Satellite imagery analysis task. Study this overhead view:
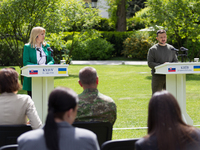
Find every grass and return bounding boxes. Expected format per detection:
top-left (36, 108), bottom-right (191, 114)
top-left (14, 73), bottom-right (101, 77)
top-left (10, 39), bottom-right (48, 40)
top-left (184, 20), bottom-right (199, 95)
top-left (1, 65), bottom-right (200, 140)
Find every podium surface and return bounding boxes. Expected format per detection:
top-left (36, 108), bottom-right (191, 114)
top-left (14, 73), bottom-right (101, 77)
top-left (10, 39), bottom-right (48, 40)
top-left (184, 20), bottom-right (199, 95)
top-left (155, 62), bottom-right (200, 125)
top-left (21, 65), bottom-right (69, 123)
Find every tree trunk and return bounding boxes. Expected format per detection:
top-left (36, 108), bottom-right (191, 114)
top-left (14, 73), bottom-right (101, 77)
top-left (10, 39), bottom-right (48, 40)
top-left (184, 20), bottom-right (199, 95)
top-left (116, 0), bottom-right (127, 31)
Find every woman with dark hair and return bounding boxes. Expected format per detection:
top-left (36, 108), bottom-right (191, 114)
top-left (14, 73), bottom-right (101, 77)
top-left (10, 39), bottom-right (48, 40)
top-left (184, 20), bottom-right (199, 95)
top-left (18, 87), bottom-right (100, 150)
top-left (135, 90), bottom-right (200, 150)
top-left (0, 68), bottom-right (42, 129)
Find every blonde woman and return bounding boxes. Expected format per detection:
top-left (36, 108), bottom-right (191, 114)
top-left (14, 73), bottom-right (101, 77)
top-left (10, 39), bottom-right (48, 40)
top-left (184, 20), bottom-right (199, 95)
top-left (23, 27), bottom-right (54, 97)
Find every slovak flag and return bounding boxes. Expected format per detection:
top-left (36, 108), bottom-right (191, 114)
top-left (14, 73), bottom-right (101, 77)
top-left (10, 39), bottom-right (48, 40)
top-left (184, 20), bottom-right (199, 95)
top-left (29, 70), bottom-right (38, 75)
top-left (168, 68), bottom-right (176, 72)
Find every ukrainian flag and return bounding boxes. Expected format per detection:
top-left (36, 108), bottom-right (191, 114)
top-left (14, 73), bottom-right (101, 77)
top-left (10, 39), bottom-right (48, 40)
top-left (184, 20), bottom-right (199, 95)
top-left (58, 68), bottom-right (67, 74)
top-left (193, 66), bottom-right (200, 71)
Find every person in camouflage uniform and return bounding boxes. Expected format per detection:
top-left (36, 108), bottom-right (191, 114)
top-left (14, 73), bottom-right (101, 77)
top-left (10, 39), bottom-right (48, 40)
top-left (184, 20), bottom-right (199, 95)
top-left (75, 67), bottom-right (117, 125)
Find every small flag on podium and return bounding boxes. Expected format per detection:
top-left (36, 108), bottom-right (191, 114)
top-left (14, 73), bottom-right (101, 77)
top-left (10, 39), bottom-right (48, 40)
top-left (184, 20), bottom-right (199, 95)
top-left (29, 70), bottom-right (38, 75)
top-left (58, 68), bottom-right (67, 74)
top-left (168, 68), bottom-right (176, 72)
top-left (193, 66), bottom-right (200, 71)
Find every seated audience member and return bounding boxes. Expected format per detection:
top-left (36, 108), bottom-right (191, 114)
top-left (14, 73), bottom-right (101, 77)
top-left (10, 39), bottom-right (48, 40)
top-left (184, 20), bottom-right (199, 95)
top-left (18, 87), bottom-right (100, 150)
top-left (135, 90), bottom-right (200, 150)
top-left (0, 68), bottom-right (42, 129)
top-left (75, 66), bottom-right (117, 125)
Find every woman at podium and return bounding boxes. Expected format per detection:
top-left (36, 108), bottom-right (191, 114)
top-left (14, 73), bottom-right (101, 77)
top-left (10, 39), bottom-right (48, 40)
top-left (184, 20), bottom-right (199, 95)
top-left (23, 27), bottom-right (54, 97)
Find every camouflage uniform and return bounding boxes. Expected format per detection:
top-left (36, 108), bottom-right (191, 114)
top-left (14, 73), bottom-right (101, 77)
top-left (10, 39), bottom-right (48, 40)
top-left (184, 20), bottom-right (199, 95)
top-left (75, 88), bottom-right (117, 125)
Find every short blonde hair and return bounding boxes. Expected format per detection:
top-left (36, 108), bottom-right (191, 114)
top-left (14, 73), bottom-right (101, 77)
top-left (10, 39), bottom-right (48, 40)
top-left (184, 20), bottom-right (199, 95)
top-left (29, 26), bottom-right (46, 48)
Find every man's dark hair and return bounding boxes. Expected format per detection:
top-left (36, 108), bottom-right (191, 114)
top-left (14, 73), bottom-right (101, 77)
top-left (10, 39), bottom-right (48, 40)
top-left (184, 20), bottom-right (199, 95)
top-left (156, 29), bottom-right (166, 36)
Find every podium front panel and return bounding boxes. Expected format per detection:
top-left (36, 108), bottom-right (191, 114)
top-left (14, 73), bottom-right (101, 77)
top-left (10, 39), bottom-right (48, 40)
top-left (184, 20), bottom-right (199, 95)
top-left (21, 65), bottom-right (69, 77)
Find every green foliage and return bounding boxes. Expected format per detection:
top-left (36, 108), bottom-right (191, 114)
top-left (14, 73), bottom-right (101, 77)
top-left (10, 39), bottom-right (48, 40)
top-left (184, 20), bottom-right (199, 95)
top-left (71, 31), bottom-right (114, 60)
top-left (126, 0), bottom-right (147, 18)
top-left (59, 0), bottom-right (101, 63)
top-left (122, 31), bottom-right (155, 60)
top-left (183, 40), bottom-right (200, 59)
top-left (0, 0), bottom-right (101, 65)
top-left (94, 18), bottom-right (115, 31)
top-left (101, 31), bottom-right (134, 56)
top-left (0, 39), bottom-right (24, 66)
top-left (107, 0), bottom-right (119, 29)
top-left (126, 7), bottom-right (149, 31)
top-left (107, 0), bottom-right (147, 29)
top-left (45, 32), bottom-right (69, 64)
top-left (126, 17), bottom-right (145, 31)
top-left (146, 0), bottom-right (200, 59)
top-left (63, 0), bottom-right (101, 31)
top-left (0, 0), bottom-right (61, 67)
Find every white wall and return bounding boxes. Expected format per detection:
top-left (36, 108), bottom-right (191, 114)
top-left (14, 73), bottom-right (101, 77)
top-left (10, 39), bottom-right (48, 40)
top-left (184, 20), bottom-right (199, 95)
top-left (97, 0), bottom-right (109, 18)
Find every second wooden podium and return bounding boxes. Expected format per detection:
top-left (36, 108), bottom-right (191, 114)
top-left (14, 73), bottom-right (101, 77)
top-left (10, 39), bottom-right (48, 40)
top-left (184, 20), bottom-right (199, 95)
top-left (21, 65), bottom-right (69, 123)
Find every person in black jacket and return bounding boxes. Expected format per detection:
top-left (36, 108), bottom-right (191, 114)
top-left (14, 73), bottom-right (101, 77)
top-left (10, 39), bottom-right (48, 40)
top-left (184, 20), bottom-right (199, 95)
top-left (135, 90), bottom-right (200, 150)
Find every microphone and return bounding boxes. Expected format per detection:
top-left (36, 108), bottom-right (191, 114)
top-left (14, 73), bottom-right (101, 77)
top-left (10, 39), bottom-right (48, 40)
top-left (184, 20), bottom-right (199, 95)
top-left (171, 47), bottom-right (179, 51)
top-left (47, 47), bottom-right (53, 52)
top-left (36, 48), bottom-right (42, 57)
top-left (180, 47), bottom-right (188, 51)
top-left (47, 47), bottom-right (54, 57)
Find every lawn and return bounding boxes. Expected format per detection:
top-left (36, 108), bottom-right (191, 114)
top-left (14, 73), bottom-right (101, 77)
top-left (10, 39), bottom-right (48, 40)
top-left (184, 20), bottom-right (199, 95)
top-left (1, 65), bottom-right (200, 140)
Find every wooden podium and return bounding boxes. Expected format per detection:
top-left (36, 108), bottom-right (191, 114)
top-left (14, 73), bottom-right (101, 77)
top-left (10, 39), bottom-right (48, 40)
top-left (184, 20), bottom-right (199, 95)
top-left (155, 62), bottom-right (200, 125)
top-left (21, 65), bottom-right (69, 123)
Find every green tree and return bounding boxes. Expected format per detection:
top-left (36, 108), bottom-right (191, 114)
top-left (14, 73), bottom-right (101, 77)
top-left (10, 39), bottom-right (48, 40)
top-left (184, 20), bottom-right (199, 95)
top-left (108, 0), bottom-right (146, 31)
top-left (107, 0), bottom-right (127, 31)
top-left (127, 0), bottom-right (147, 18)
top-left (146, 0), bottom-right (200, 58)
top-left (0, 0), bottom-right (101, 67)
top-left (0, 0), bottom-right (61, 67)
top-left (47, 0), bottom-right (101, 64)
top-left (116, 0), bottom-right (127, 31)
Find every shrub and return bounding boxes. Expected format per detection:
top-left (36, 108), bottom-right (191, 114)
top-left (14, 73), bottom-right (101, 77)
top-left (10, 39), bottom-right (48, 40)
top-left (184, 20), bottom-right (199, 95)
top-left (69, 30), bottom-right (114, 60)
top-left (126, 17), bottom-right (145, 31)
top-left (0, 41), bottom-right (23, 66)
top-left (72, 37), bottom-right (114, 60)
top-left (101, 31), bottom-right (134, 57)
top-left (183, 40), bottom-right (200, 60)
top-left (122, 32), bottom-right (155, 60)
top-left (94, 18), bottom-right (115, 31)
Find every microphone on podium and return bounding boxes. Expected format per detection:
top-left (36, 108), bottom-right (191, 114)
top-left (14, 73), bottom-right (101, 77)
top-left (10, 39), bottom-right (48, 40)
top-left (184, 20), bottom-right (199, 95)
top-left (47, 47), bottom-right (54, 57)
top-left (180, 47), bottom-right (188, 51)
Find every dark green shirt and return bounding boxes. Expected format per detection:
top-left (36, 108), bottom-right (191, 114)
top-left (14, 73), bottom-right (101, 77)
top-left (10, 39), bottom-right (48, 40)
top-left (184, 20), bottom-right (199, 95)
top-left (147, 43), bottom-right (178, 74)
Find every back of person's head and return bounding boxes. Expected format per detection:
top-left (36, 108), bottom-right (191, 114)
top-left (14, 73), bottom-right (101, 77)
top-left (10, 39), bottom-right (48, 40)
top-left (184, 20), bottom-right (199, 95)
top-left (29, 26), bottom-right (46, 48)
top-left (147, 90), bottom-right (195, 150)
top-left (148, 90), bottom-right (184, 132)
top-left (79, 66), bottom-right (97, 85)
top-left (0, 68), bottom-right (21, 93)
top-left (44, 87), bottom-right (79, 150)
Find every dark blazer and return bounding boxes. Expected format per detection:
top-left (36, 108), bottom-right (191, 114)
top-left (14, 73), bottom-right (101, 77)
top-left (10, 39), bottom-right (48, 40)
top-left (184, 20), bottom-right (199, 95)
top-left (135, 129), bottom-right (200, 150)
top-left (17, 121), bottom-right (100, 150)
top-left (22, 43), bottom-right (54, 91)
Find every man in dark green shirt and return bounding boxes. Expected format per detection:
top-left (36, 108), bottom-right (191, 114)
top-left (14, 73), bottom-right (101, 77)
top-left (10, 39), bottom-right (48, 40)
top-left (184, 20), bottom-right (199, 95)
top-left (147, 29), bottom-right (178, 94)
top-left (75, 67), bottom-right (117, 125)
